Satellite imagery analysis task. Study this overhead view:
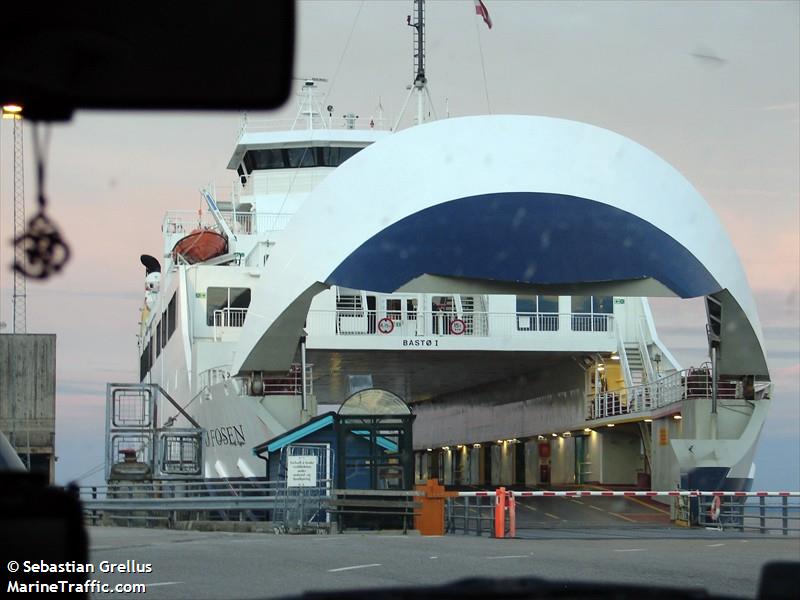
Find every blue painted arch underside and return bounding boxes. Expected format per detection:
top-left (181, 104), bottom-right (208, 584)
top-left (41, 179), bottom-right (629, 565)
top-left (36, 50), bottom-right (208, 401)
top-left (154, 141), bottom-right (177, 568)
top-left (326, 192), bottom-right (721, 298)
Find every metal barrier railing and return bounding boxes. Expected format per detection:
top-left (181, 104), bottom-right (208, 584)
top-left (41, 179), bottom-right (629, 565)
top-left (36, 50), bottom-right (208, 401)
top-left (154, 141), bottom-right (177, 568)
top-left (445, 493), bottom-right (497, 536)
top-left (588, 367), bottom-right (747, 421)
top-left (306, 310), bottom-right (615, 338)
top-left (79, 480), bottom-right (332, 531)
top-left (445, 490), bottom-right (800, 538)
top-left (697, 494), bottom-right (800, 535)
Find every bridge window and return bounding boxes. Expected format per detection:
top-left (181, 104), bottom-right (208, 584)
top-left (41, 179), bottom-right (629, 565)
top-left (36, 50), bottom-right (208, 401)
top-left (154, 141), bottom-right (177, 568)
top-left (242, 146), bottom-right (363, 172)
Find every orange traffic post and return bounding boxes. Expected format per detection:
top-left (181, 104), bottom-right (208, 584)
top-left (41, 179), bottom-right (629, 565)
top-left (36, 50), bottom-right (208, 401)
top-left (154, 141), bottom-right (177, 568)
top-left (494, 487), bottom-right (506, 538)
top-left (507, 491), bottom-right (516, 538)
top-left (415, 478), bottom-right (457, 536)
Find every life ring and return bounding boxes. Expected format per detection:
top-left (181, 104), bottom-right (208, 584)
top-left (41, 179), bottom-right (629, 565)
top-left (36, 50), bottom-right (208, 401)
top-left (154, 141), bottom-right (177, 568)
top-left (708, 495), bottom-right (721, 521)
top-left (377, 317), bottom-right (395, 334)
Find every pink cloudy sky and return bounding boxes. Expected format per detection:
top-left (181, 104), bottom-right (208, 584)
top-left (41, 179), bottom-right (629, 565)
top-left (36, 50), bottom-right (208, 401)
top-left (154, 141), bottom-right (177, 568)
top-left (0, 1), bottom-right (797, 488)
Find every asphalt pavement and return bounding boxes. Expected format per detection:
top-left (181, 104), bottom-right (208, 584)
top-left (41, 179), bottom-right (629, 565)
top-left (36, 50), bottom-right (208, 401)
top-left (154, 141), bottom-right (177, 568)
top-left (86, 525), bottom-right (800, 599)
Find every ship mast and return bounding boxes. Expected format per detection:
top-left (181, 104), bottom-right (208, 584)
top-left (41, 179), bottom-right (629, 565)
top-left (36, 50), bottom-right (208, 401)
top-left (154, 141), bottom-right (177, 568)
top-left (394, 0), bottom-right (437, 130)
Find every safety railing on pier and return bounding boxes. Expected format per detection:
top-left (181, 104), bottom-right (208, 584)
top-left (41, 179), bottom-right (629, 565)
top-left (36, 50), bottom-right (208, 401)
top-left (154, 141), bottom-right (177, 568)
top-left (79, 479), bottom-right (331, 531)
top-left (306, 310), bottom-right (615, 338)
top-left (445, 490), bottom-right (800, 538)
top-left (588, 367), bottom-right (746, 420)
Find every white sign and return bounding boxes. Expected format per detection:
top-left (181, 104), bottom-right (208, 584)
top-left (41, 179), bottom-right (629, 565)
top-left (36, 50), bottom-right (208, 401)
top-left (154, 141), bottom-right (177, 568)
top-left (287, 455), bottom-right (318, 487)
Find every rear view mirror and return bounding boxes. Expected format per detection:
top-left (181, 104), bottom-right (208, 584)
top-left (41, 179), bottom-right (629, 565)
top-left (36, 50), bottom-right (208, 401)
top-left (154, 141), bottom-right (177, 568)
top-left (0, 0), bottom-right (294, 121)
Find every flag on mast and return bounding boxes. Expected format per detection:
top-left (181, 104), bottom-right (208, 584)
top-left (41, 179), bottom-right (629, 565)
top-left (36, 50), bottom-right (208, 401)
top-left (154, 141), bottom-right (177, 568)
top-left (474, 0), bottom-right (492, 29)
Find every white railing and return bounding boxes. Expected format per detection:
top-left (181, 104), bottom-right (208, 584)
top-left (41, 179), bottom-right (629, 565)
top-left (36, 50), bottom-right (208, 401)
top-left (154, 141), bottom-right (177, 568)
top-left (197, 363), bottom-right (313, 397)
top-left (162, 210), bottom-right (292, 237)
top-left (241, 170), bottom-right (330, 196)
top-left (588, 367), bottom-right (743, 420)
top-left (259, 364), bottom-right (314, 397)
top-left (213, 308), bottom-right (248, 341)
top-left (239, 117), bottom-right (389, 136)
top-left (306, 310), bottom-right (615, 338)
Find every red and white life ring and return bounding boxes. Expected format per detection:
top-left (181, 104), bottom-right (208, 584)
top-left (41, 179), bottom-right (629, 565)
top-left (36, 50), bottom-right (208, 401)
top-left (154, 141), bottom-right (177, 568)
top-left (708, 495), bottom-right (721, 521)
top-left (377, 317), bottom-right (395, 334)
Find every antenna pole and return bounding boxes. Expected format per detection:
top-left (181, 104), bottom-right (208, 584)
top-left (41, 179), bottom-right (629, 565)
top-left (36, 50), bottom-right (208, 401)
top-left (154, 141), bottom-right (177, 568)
top-left (396, 0), bottom-right (431, 129)
top-left (414, 0), bottom-right (426, 125)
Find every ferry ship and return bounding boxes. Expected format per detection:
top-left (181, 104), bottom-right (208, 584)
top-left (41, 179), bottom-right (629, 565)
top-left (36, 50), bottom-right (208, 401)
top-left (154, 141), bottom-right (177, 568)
top-left (108, 0), bottom-right (771, 494)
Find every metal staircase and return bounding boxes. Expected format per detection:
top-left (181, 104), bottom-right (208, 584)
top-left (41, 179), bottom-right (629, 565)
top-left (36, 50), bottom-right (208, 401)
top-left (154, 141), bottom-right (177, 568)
top-left (623, 342), bottom-right (647, 387)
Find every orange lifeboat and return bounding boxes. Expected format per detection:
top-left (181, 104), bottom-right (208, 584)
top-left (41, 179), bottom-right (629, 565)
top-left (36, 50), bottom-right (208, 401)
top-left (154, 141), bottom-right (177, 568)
top-left (171, 229), bottom-right (227, 264)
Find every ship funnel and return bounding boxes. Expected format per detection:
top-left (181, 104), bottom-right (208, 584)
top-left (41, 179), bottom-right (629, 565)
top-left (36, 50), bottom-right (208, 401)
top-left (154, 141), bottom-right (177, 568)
top-left (140, 254), bottom-right (161, 275)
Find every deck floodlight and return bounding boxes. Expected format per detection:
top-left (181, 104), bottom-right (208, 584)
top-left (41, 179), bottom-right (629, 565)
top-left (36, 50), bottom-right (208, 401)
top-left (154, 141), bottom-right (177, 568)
top-left (2, 104), bottom-right (23, 114)
top-left (583, 427), bottom-right (592, 433)
top-left (551, 433), bottom-right (558, 437)
top-left (610, 353), bottom-right (620, 361)
top-left (537, 435), bottom-right (545, 440)
top-left (673, 414), bottom-right (683, 420)
top-left (644, 418), bottom-right (653, 423)
top-left (473, 443), bottom-right (481, 448)
top-left (607, 423), bottom-right (615, 428)
top-left (563, 431), bottom-right (571, 437)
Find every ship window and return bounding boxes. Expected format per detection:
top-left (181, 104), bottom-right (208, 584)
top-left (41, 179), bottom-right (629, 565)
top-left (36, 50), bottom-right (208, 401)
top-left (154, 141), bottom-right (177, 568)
top-left (155, 321), bottom-right (162, 358)
top-left (593, 296), bottom-right (613, 314)
top-left (286, 147), bottom-right (316, 168)
top-left (207, 287), bottom-right (252, 326)
top-left (571, 296), bottom-right (592, 313)
top-left (571, 296), bottom-right (613, 332)
top-left (241, 146), bottom-right (364, 171)
top-left (161, 310), bottom-right (168, 349)
top-left (386, 298), bottom-right (402, 320)
top-left (516, 295), bottom-right (560, 331)
top-left (167, 294), bottom-right (177, 340)
top-left (516, 296), bottom-right (536, 314)
top-left (406, 299), bottom-right (417, 321)
top-left (141, 338), bottom-right (152, 381)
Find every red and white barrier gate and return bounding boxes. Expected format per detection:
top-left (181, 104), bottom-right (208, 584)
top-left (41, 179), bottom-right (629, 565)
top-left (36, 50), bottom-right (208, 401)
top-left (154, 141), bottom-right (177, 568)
top-left (456, 490), bottom-right (800, 539)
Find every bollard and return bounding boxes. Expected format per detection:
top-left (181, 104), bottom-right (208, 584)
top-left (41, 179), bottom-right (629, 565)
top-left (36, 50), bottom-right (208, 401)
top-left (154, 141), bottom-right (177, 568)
top-left (507, 491), bottom-right (516, 538)
top-left (494, 487), bottom-right (506, 538)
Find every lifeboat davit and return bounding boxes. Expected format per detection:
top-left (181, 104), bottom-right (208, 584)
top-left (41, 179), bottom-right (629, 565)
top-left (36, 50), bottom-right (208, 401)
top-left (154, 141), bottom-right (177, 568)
top-left (171, 229), bottom-right (227, 264)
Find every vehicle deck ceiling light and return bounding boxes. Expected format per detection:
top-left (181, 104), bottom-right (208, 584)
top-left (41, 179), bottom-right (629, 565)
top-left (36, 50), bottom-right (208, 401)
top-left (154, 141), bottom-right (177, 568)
top-left (426, 448), bottom-right (432, 452)
top-left (551, 433), bottom-right (558, 437)
top-left (673, 414), bottom-right (683, 420)
top-left (496, 440), bottom-right (504, 444)
top-left (563, 431), bottom-right (571, 437)
top-left (610, 353), bottom-right (620, 360)
top-left (607, 423), bottom-right (615, 427)
top-left (473, 443), bottom-right (481, 448)
top-left (457, 444), bottom-right (464, 449)
top-left (537, 435), bottom-right (545, 440)
top-left (597, 365), bottom-right (605, 372)
top-left (644, 418), bottom-right (653, 423)
top-left (2, 104), bottom-right (23, 114)
top-left (583, 428), bottom-right (592, 433)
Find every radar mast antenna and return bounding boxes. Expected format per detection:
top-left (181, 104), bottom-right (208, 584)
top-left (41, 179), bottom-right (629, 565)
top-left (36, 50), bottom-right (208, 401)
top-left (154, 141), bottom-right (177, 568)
top-left (394, 0), bottom-right (437, 130)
